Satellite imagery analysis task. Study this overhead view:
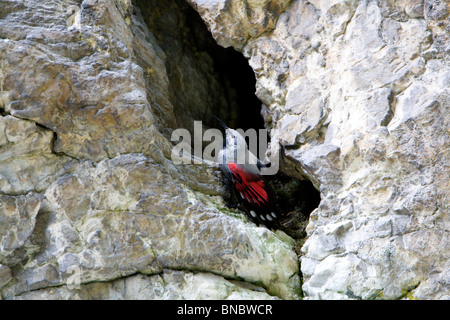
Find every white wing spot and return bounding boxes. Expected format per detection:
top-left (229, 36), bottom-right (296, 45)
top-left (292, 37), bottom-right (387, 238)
top-left (271, 212), bottom-right (277, 218)
top-left (250, 210), bottom-right (257, 218)
top-left (266, 214), bottom-right (273, 221)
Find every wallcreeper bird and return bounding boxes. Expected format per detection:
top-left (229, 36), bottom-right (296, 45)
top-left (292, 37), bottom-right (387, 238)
top-left (213, 116), bottom-right (280, 229)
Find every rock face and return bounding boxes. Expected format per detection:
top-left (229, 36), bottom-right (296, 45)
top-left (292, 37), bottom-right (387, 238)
top-left (0, 0), bottom-right (448, 300)
top-left (0, 0), bottom-right (299, 300)
top-left (192, 0), bottom-right (449, 299)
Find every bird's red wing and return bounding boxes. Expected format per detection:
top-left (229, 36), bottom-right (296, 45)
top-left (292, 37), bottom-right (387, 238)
top-left (227, 162), bottom-right (280, 228)
top-left (227, 163), bottom-right (269, 206)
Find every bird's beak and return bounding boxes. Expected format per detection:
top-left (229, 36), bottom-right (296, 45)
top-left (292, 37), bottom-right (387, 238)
top-left (212, 115), bottom-right (228, 129)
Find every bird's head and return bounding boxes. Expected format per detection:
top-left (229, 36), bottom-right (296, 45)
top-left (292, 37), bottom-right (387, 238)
top-left (224, 127), bottom-right (249, 152)
top-left (212, 116), bottom-right (248, 150)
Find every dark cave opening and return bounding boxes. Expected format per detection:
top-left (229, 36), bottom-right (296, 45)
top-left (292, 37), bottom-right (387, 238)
top-left (194, 14), bottom-right (321, 249)
top-left (180, 5), bottom-right (320, 244)
top-left (136, 0), bottom-right (320, 245)
top-left (135, 0), bottom-right (264, 132)
top-left (178, 1), bottom-right (265, 132)
top-left (206, 46), bottom-right (265, 131)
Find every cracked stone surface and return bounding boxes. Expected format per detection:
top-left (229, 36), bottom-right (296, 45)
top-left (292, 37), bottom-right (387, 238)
top-left (0, 0), bottom-right (449, 300)
top-left (14, 270), bottom-right (280, 300)
top-left (191, 0), bottom-right (449, 299)
top-left (0, 0), bottom-right (299, 300)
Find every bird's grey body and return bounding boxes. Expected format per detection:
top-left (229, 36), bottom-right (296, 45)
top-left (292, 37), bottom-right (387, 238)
top-left (217, 126), bottom-right (265, 175)
top-left (213, 117), bottom-right (280, 229)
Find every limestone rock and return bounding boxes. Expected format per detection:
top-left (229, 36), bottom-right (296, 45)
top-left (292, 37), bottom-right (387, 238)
top-left (1, 0), bottom-right (448, 301)
top-left (186, 0), bottom-right (291, 49)
top-left (0, 265), bottom-right (12, 289)
top-left (190, 0), bottom-right (449, 299)
top-left (0, 0), bottom-right (299, 300)
top-left (1, 154), bottom-right (298, 299)
top-left (0, 116), bottom-right (73, 195)
top-left (15, 270), bottom-right (279, 300)
top-left (0, 193), bottom-right (44, 266)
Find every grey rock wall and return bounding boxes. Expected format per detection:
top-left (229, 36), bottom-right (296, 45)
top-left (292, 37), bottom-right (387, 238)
top-left (0, 0), bottom-right (299, 300)
top-left (0, 0), bottom-right (448, 300)
top-left (191, 0), bottom-right (449, 299)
